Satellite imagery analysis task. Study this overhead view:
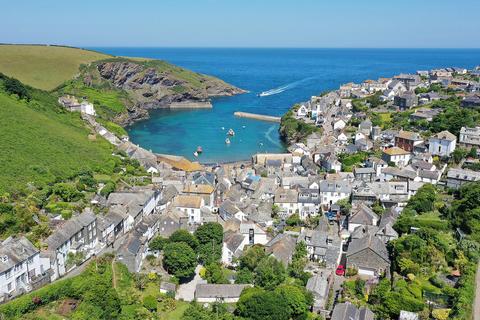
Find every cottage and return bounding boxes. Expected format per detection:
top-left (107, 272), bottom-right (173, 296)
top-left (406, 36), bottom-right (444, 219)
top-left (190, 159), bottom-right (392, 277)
top-left (459, 126), bottom-right (480, 149)
top-left (346, 234), bottom-right (390, 277)
top-left (332, 302), bottom-right (374, 320)
top-left (382, 147), bottom-right (411, 167)
top-left (158, 209), bottom-right (188, 237)
top-left (274, 188), bottom-right (299, 218)
top-left (0, 237), bottom-right (50, 299)
top-left (333, 119), bottom-right (346, 131)
top-left (107, 190), bottom-right (158, 232)
top-left (221, 230), bottom-right (245, 265)
top-left (353, 167), bottom-right (376, 182)
top-left (348, 204), bottom-right (379, 233)
top-left (446, 168), bottom-right (480, 189)
top-left (306, 271), bottom-right (331, 312)
top-left (239, 221), bottom-right (269, 247)
top-left (395, 130), bottom-right (423, 152)
top-left (428, 130), bottom-right (456, 157)
top-left (265, 233), bottom-right (297, 266)
top-left (44, 210), bottom-right (98, 280)
top-left (173, 195), bottom-right (204, 224)
top-left (297, 104), bottom-right (308, 117)
top-left (461, 94), bottom-right (480, 108)
top-left (194, 284), bottom-right (251, 303)
top-left (319, 180), bottom-right (351, 205)
top-left (297, 188), bottom-right (320, 220)
top-left (394, 91), bottom-right (418, 109)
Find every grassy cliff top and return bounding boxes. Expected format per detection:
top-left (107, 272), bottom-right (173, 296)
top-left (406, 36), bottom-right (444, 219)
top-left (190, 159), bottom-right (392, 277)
top-left (0, 45), bottom-right (111, 90)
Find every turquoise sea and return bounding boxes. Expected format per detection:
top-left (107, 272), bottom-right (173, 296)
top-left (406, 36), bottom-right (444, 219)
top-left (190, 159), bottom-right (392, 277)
top-left (90, 48), bottom-right (480, 163)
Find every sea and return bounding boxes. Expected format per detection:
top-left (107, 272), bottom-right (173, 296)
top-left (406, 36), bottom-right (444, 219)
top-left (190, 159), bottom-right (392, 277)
top-left (89, 48), bottom-right (480, 163)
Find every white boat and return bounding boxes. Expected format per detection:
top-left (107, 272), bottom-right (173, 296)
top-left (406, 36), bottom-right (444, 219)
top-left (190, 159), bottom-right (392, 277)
top-left (193, 151), bottom-right (199, 157)
top-left (225, 138), bottom-right (231, 144)
top-left (242, 125), bottom-right (246, 129)
top-left (227, 128), bottom-right (235, 136)
top-left (221, 127), bottom-right (225, 130)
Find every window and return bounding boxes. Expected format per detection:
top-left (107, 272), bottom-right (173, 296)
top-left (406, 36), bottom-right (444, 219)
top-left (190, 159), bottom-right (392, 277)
top-left (5, 269), bottom-right (11, 279)
top-left (7, 282), bottom-right (12, 292)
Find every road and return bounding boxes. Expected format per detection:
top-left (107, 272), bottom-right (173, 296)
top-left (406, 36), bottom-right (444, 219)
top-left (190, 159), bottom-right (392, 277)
top-left (176, 265), bottom-right (206, 302)
top-left (474, 262), bottom-right (480, 320)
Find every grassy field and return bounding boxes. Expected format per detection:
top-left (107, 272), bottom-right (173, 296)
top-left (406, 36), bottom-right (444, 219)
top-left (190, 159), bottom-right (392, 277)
top-left (0, 86), bottom-right (113, 193)
top-left (0, 45), bottom-right (110, 90)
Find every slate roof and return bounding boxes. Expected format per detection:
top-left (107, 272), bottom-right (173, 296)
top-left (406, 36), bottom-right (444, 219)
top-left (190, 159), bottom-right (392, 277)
top-left (45, 211), bottom-right (96, 250)
top-left (195, 284), bottom-right (251, 299)
top-left (223, 230), bottom-right (245, 253)
top-left (332, 302), bottom-right (375, 320)
top-left (0, 237), bottom-right (39, 273)
top-left (347, 234), bottom-right (389, 263)
top-left (349, 204), bottom-right (379, 225)
top-left (431, 130), bottom-right (456, 141)
top-left (265, 233), bottom-right (297, 266)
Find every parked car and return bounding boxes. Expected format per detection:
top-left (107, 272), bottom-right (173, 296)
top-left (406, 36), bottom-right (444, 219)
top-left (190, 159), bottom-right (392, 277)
top-left (335, 264), bottom-right (345, 276)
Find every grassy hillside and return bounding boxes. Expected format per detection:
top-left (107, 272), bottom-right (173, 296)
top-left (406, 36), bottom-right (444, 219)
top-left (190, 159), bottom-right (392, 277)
top-left (0, 45), bottom-right (110, 90)
top-left (0, 76), bottom-right (114, 193)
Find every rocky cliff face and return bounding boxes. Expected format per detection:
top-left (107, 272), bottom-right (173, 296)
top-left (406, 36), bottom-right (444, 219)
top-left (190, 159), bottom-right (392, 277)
top-left (81, 59), bottom-right (245, 125)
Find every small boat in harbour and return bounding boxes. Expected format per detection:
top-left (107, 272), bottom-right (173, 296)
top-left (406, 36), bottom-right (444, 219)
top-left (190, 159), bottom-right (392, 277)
top-left (193, 151), bottom-right (199, 157)
top-left (225, 138), bottom-right (231, 144)
top-left (221, 127), bottom-right (225, 130)
top-left (196, 146), bottom-right (203, 154)
top-left (227, 128), bottom-right (235, 136)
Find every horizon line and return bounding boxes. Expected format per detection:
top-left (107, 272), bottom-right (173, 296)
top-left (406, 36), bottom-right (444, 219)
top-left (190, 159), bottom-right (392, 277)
top-left (2, 43), bottom-right (480, 50)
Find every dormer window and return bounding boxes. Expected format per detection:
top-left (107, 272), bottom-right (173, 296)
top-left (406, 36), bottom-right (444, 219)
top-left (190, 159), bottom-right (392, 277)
top-left (1, 255), bottom-right (8, 263)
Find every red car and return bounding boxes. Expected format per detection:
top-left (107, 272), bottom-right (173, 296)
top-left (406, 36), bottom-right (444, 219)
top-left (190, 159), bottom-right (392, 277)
top-left (335, 265), bottom-right (345, 276)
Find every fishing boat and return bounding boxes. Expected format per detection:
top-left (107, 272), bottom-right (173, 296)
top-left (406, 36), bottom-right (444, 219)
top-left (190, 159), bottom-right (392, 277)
top-left (242, 125), bottom-right (246, 129)
top-left (225, 138), bottom-right (231, 144)
top-left (227, 128), bottom-right (235, 136)
top-left (193, 151), bottom-right (199, 157)
top-left (196, 146), bottom-right (203, 154)
top-left (221, 127), bottom-right (225, 130)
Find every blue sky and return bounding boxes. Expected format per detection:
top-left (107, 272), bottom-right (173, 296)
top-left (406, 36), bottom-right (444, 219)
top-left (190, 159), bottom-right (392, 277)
top-left (1, 0), bottom-right (479, 48)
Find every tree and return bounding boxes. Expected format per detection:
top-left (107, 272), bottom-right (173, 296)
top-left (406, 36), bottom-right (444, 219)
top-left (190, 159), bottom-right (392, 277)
top-left (205, 262), bottom-right (228, 284)
top-left (452, 148), bottom-right (468, 164)
top-left (274, 285), bottom-right (312, 318)
top-left (288, 242), bottom-right (309, 284)
top-left (235, 288), bottom-right (290, 320)
top-left (239, 245), bottom-right (266, 271)
top-left (51, 183), bottom-right (82, 202)
top-left (100, 181), bottom-right (116, 197)
top-left (235, 268), bottom-right (255, 284)
top-left (81, 276), bottom-right (121, 319)
top-left (405, 183), bottom-right (437, 214)
top-left (163, 242), bottom-right (197, 279)
top-left (198, 242), bottom-right (222, 264)
top-left (195, 222), bottom-right (223, 247)
top-left (286, 213), bottom-right (301, 226)
top-left (169, 229), bottom-right (199, 250)
top-left (148, 236), bottom-right (168, 251)
top-left (254, 256), bottom-right (286, 290)
top-left (336, 198), bottom-right (352, 215)
top-left (3, 75), bottom-right (30, 100)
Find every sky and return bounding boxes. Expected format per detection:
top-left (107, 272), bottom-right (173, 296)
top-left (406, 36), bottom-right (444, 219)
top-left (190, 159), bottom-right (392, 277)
top-left (1, 0), bottom-right (479, 48)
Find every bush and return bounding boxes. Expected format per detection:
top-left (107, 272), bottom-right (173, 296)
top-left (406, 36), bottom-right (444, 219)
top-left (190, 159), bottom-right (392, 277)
top-left (143, 295), bottom-right (157, 312)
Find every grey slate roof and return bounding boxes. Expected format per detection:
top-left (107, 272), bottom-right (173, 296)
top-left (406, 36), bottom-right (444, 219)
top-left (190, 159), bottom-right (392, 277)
top-left (332, 302), bottom-right (374, 320)
top-left (194, 284), bottom-right (251, 299)
top-left (347, 234), bottom-right (389, 263)
top-left (0, 236), bottom-right (39, 273)
top-left (349, 204), bottom-right (379, 225)
top-left (45, 210), bottom-right (96, 250)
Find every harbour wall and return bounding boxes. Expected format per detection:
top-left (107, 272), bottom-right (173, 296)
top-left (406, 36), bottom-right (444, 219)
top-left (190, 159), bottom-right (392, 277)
top-left (234, 111), bottom-right (281, 123)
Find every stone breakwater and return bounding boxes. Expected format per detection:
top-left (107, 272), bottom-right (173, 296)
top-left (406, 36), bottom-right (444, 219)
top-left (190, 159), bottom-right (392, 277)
top-left (234, 111), bottom-right (281, 123)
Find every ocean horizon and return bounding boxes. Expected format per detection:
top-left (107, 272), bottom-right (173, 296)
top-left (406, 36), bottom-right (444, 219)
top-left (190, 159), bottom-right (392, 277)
top-left (89, 47), bottom-right (480, 163)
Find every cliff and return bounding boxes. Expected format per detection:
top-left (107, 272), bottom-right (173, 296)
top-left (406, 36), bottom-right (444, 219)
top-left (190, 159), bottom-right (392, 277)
top-left (279, 108), bottom-right (322, 144)
top-left (59, 57), bottom-right (246, 125)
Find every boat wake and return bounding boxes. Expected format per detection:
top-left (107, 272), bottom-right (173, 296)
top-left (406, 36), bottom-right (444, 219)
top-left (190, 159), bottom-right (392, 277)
top-left (258, 77), bottom-right (316, 97)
